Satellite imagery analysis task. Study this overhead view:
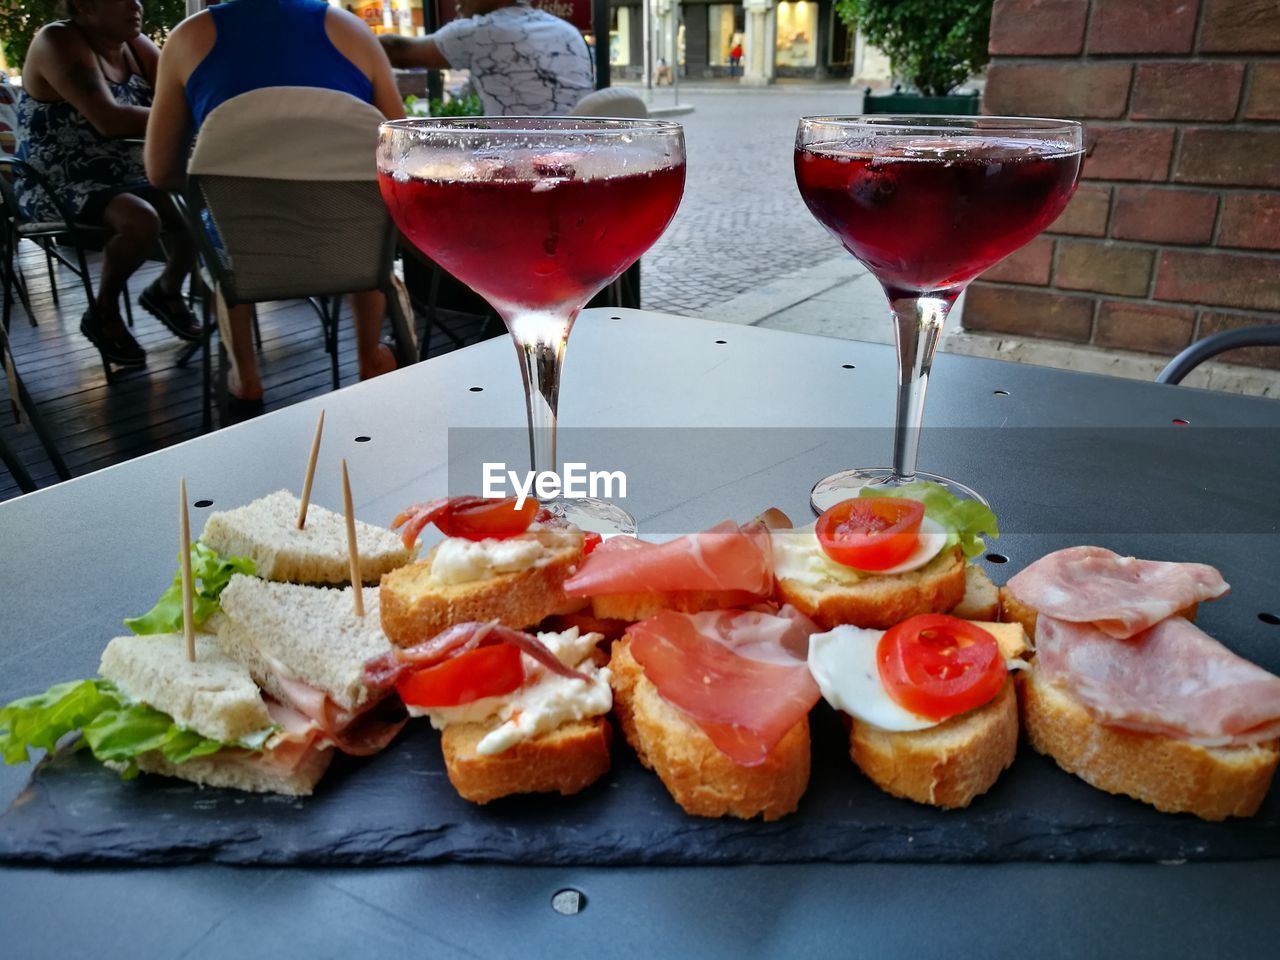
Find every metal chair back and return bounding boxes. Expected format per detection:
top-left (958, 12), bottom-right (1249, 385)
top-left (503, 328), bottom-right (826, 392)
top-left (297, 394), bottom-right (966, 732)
top-left (1156, 327), bottom-right (1280, 385)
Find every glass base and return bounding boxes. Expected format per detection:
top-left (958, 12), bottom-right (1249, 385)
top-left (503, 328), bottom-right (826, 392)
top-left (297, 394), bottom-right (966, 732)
top-left (542, 496), bottom-right (638, 537)
top-left (810, 468), bottom-right (988, 516)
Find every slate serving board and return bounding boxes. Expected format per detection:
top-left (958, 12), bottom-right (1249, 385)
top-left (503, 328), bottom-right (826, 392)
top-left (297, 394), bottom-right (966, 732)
top-left (1, 705), bottom-right (1276, 866)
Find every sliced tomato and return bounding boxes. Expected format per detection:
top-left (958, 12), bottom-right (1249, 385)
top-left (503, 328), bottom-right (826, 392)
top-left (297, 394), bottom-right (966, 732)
top-left (436, 497), bottom-right (540, 541)
top-left (582, 531), bottom-right (603, 555)
top-left (877, 614), bottom-right (1005, 721)
top-left (815, 497), bottom-right (925, 570)
top-left (395, 643), bottom-right (525, 708)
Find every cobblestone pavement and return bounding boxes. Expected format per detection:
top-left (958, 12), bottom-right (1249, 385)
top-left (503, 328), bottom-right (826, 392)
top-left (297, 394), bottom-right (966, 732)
top-left (637, 84), bottom-right (865, 316)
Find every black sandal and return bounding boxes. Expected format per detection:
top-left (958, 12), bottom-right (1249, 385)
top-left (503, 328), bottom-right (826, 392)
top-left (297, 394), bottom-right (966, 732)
top-left (139, 281), bottom-right (203, 341)
top-left (80, 309), bottom-right (147, 368)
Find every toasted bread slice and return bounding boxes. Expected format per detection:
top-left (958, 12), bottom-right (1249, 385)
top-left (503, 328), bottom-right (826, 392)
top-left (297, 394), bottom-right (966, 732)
top-left (589, 589), bottom-right (759, 622)
top-left (848, 678), bottom-right (1018, 809)
top-left (950, 564), bottom-right (1000, 621)
top-left (999, 587), bottom-right (1197, 637)
top-left (439, 716), bottom-right (612, 804)
top-left (379, 528), bottom-right (583, 647)
top-left (1020, 669), bottom-right (1278, 820)
top-left (113, 745), bottom-right (332, 797)
top-left (777, 546), bottom-right (966, 630)
top-left (609, 637), bottom-right (809, 821)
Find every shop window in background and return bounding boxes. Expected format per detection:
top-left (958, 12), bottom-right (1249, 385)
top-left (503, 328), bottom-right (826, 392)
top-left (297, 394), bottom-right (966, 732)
top-left (334, 0), bottom-right (423, 36)
top-left (775, 0), bottom-right (817, 68)
top-left (707, 4), bottom-right (744, 67)
top-left (611, 7), bottom-right (632, 66)
top-left (829, 7), bottom-right (852, 67)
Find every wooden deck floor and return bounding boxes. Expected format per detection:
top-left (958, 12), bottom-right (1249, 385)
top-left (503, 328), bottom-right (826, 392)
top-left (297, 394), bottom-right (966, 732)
top-left (0, 242), bottom-right (496, 502)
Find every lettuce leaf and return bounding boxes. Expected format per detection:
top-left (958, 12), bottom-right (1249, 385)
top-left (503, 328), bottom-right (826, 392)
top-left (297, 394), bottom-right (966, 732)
top-left (0, 678), bottom-right (253, 777)
top-left (860, 481), bottom-right (999, 559)
top-left (125, 542), bottom-right (256, 635)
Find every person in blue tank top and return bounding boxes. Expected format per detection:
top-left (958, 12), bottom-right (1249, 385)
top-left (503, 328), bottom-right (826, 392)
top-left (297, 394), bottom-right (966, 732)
top-left (145, 0), bottom-right (404, 415)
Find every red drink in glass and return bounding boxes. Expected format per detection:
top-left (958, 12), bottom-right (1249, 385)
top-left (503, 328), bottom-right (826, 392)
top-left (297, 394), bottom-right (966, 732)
top-left (795, 139), bottom-right (1082, 301)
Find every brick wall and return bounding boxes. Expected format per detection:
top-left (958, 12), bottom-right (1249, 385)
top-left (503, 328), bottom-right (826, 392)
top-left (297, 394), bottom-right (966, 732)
top-left (965, 0), bottom-right (1280, 368)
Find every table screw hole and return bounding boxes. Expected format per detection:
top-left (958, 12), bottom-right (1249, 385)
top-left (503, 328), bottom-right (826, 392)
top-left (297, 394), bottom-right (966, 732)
top-left (986, 553), bottom-right (1009, 564)
top-left (354, 436), bottom-right (371, 443)
top-left (551, 889), bottom-right (586, 915)
top-left (469, 386), bottom-right (484, 392)
top-left (609, 316), bottom-right (621, 320)
top-left (993, 390), bottom-right (1010, 397)
top-left (193, 499), bottom-right (213, 509)
top-left (842, 364), bottom-right (855, 370)
top-left (1172, 418), bottom-right (1189, 426)
top-left (1260, 613), bottom-right (1280, 626)
top-left (715, 339), bottom-right (727, 344)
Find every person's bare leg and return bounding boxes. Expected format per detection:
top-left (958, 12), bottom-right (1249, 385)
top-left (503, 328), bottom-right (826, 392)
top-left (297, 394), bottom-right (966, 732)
top-left (147, 189), bottom-right (195, 297)
top-left (96, 193), bottom-right (161, 332)
top-left (351, 290), bottom-right (396, 380)
top-left (224, 302), bottom-right (263, 401)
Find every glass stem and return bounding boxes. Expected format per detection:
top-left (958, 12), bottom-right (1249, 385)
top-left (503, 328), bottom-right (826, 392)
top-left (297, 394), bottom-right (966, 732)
top-left (888, 294), bottom-right (951, 483)
top-left (507, 309), bottom-right (574, 487)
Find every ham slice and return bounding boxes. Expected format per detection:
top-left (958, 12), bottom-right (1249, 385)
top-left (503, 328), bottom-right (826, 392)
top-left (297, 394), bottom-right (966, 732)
top-left (1037, 615), bottom-right (1280, 746)
top-left (266, 668), bottom-right (406, 757)
top-left (563, 521), bottom-right (774, 598)
top-left (1007, 546), bottom-right (1229, 639)
top-left (627, 606), bottom-right (821, 766)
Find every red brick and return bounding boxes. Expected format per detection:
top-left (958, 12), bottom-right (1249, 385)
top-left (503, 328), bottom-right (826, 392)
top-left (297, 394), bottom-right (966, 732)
top-left (1095, 301), bottom-right (1197, 354)
top-left (984, 63), bottom-right (1132, 119)
top-left (1083, 126), bottom-right (1175, 182)
top-left (1050, 185), bottom-right (1111, 237)
top-left (1130, 63), bottom-right (1245, 122)
top-left (963, 283), bottom-right (1094, 342)
top-left (989, 0), bottom-right (1088, 55)
top-left (1197, 312), bottom-right (1280, 368)
top-left (1218, 193), bottom-right (1280, 250)
top-left (1111, 187), bottom-right (1218, 245)
top-left (1174, 130), bottom-right (1280, 188)
top-left (1056, 240), bottom-right (1155, 296)
top-left (1201, 0), bottom-right (1280, 53)
top-left (1155, 250), bottom-right (1280, 310)
top-left (1088, 0), bottom-right (1198, 54)
top-left (1245, 64), bottom-right (1280, 120)
top-left (982, 237), bottom-right (1055, 285)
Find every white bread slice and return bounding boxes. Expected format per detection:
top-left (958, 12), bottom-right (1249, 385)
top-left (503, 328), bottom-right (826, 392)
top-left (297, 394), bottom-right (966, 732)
top-left (950, 564), bottom-right (1000, 620)
top-left (199, 489), bottom-right (412, 585)
top-left (848, 678), bottom-right (1019, 809)
top-left (776, 545), bottom-right (966, 630)
top-left (439, 716), bottom-right (612, 804)
top-left (609, 636), bottom-right (809, 821)
top-left (379, 527), bottom-right (584, 647)
top-left (112, 745), bottom-right (332, 796)
top-left (1021, 668), bottom-right (1278, 821)
top-left (217, 575), bottom-right (389, 712)
top-left (99, 633), bottom-right (273, 744)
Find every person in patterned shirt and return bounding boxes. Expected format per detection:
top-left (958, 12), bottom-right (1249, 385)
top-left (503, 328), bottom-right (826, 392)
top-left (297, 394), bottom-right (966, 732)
top-left (381, 0), bottom-right (593, 116)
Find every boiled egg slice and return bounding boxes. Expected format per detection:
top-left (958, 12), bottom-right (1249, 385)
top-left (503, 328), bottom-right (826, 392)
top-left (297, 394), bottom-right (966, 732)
top-left (807, 625), bottom-right (939, 732)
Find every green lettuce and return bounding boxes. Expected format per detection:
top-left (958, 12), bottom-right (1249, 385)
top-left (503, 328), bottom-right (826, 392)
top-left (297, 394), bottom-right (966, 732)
top-left (860, 481), bottom-right (999, 559)
top-left (125, 542), bottom-right (256, 635)
top-left (0, 678), bottom-right (263, 778)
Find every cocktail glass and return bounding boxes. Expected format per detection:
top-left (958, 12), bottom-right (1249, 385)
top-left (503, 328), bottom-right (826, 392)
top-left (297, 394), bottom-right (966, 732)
top-left (794, 116), bottom-right (1084, 512)
top-left (378, 118), bottom-right (686, 534)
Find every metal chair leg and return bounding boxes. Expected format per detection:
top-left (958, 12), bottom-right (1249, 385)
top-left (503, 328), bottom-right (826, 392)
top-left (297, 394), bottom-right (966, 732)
top-left (42, 240), bottom-right (58, 306)
top-left (0, 428), bottom-right (36, 493)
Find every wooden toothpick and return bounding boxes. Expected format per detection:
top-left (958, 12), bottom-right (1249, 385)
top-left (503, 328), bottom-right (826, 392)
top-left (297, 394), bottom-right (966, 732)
top-left (341, 458), bottom-right (365, 617)
top-left (179, 477), bottom-right (196, 661)
top-left (296, 409), bottom-right (326, 529)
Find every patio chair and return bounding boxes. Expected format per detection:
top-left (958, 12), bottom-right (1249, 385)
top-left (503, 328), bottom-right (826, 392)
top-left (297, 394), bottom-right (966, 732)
top-left (1155, 326), bottom-right (1280, 385)
top-left (0, 315), bottom-right (71, 493)
top-left (171, 87), bottom-right (417, 429)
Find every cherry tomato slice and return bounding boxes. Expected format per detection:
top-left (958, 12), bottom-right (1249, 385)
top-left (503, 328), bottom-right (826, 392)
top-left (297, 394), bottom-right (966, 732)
top-left (583, 531), bottom-right (603, 555)
top-left (815, 497), bottom-right (925, 570)
top-left (876, 614), bottom-right (1005, 721)
top-left (437, 497), bottom-right (540, 541)
top-left (395, 643), bottom-right (525, 708)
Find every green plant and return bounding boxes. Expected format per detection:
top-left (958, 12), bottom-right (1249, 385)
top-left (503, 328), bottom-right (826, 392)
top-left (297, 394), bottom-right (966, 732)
top-left (403, 93), bottom-right (484, 118)
top-left (835, 0), bottom-right (992, 97)
top-left (0, 0), bottom-right (186, 71)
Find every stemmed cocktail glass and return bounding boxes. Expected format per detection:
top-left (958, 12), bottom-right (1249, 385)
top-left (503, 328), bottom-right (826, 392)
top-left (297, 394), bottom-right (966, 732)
top-left (794, 116), bottom-right (1084, 512)
top-left (378, 118), bottom-right (686, 534)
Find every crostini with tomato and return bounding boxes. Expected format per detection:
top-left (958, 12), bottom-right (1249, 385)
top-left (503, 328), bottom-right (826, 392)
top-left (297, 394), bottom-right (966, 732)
top-left (772, 483), bottom-right (1000, 630)
top-left (365, 621), bottom-right (613, 803)
top-left (808, 613), bottom-right (1031, 808)
top-left (379, 496), bottom-right (592, 649)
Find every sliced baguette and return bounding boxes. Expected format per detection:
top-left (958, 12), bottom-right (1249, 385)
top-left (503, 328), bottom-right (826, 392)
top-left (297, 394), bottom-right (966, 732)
top-left (440, 717), bottom-right (612, 804)
top-left (589, 588), bottom-right (760, 622)
top-left (111, 745), bottom-right (332, 797)
top-left (848, 678), bottom-right (1018, 809)
top-left (609, 636), bottom-right (810, 821)
top-left (950, 564), bottom-right (1000, 621)
top-left (777, 545), bottom-right (966, 630)
top-left (379, 528), bottom-right (583, 647)
top-left (1021, 668), bottom-right (1278, 820)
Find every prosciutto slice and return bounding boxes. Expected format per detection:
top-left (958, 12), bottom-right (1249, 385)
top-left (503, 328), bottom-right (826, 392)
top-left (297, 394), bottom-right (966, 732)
top-left (563, 521), bottom-right (774, 598)
top-left (1007, 546), bottom-right (1229, 639)
top-left (1037, 615), bottom-right (1280, 746)
top-left (627, 606), bottom-right (821, 766)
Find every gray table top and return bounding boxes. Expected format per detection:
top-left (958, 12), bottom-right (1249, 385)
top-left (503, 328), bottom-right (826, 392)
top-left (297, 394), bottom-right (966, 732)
top-left (2, 308), bottom-right (1278, 959)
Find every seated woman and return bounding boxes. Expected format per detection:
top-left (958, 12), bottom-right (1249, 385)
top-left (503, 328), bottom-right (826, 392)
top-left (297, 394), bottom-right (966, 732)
top-left (146, 0), bottom-right (404, 413)
top-left (17, 0), bottom-right (200, 369)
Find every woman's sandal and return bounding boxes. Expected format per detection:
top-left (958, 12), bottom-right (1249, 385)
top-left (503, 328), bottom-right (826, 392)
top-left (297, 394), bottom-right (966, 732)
top-left (80, 309), bottom-right (147, 368)
top-left (139, 281), bottom-right (203, 341)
